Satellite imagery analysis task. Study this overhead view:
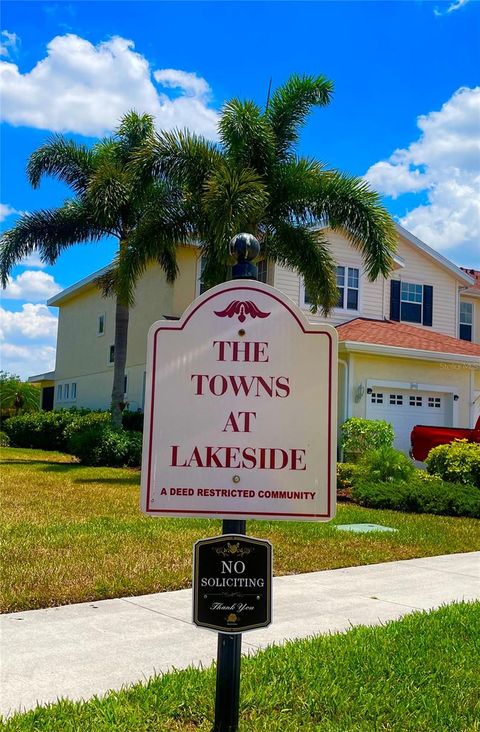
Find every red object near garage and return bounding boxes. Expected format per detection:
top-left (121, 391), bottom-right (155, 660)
top-left (410, 416), bottom-right (480, 462)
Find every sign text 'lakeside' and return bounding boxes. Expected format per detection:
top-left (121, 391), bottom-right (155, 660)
top-left (169, 339), bottom-right (307, 473)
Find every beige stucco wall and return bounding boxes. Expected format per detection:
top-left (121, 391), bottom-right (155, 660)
top-left (53, 246), bottom-right (198, 410)
top-left (347, 352), bottom-right (473, 428)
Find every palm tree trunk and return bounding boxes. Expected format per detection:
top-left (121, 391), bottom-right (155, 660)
top-left (110, 298), bottom-right (129, 429)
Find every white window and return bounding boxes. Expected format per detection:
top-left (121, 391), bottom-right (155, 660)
top-left (371, 392), bottom-right (383, 404)
top-left (257, 259), bottom-right (268, 284)
top-left (389, 394), bottom-right (403, 405)
top-left (409, 395), bottom-right (423, 407)
top-left (57, 384), bottom-right (63, 401)
top-left (336, 266), bottom-right (359, 310)
top-left (64, 383), bottom-right (69, 400)
top-left (459, 301), bottom-right (473, 342)
top-left (97, 313), bottom-right (105, 336)
top-left (302, 265), bottom-right (359, 310)
top-left (196, 256), bottom-right (208, 296)
top-left (71, 383), bottom-right (77, 400)
top-left (400, 282), bottom-right (423, 324)
top-left (109, 345), bottom-right (115, 364)
top-left (428, 397), bottom-right (441, 408)
top-left (124, 375), bottom-right (128, 395)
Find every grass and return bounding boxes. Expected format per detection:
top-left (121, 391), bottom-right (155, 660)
top-left (1, 447), bottom-right (479, 613)
top-left (2, 602), bottom-right (479, 731)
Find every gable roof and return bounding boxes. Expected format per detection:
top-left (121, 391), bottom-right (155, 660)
top-left (460, 267), bottom-right (480, 296)
top-left (337, 317), bottom-right (480, 358)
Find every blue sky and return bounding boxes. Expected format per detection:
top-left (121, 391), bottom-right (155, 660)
top-left (1, 0), bottom-right (479, 377)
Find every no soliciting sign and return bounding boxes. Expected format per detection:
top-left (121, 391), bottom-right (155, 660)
top-left (140, 280), bottom-right (337, 521)
top-left (193, 534), bottom-right (272, 633)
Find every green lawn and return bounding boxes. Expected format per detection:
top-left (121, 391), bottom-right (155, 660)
top-left (1, 447), bottom-right (479, 613)
top-left (2, 602), bottom-right (479, 731)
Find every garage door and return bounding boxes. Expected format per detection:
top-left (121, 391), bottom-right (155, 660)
top-left (366, 388), bottom-right (449, 454)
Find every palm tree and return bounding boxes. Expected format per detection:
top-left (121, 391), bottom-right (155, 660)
top-left (134, 74), bottom-right (396, 311)
top-left (0, 112), bottom-right (190, 427)
top-left (0, 371), bottom-right (41, 416)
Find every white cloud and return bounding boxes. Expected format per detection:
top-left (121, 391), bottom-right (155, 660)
top-left (0, 202), bottom-right (22, 222)
top-left (17, 253), bottom-right (48, 269)
top-left (1, 343), bottom-right (56, 379)
top-left (0, 303), bottom-right (58, 341)
top-left (0, 303), bottom-right (58, 379)
top-left (434, 0), bottom-right (470, 16)
top-left (0, 34), bottom-right (219, 138)
top-left (2, 270), bottom-right (62, 301)
top-left (365, 87), bottom-right (480, 260)
top-left (153, 69), bottom-right (210, 97)
top-left (0, 30), bottom-right (20, 58)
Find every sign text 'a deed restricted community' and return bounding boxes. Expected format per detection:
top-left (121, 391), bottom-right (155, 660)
top-left (140, 280), bottom-right (337, 521)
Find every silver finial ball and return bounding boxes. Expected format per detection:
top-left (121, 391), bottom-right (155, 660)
top-left (229, 233), bottom-right (260, 263)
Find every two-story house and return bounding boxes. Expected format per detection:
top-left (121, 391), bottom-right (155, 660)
top-left (30, 224), bottom-right (480, 454)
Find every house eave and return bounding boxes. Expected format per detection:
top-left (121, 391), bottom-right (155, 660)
top-left (28, 371), bottom-right (56, 383)
top-left (47, 265), bottom-right (111, 306)
top-left (339, 340), bottom-right (480, 364)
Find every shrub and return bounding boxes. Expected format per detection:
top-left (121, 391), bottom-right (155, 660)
top-left (352, 473), bottom-right (480, 518)
top-left (426, 440), bottom-right (480, 488)
top-left (63, 411), bottom-right (110, 442)
top-left (68, 426), bottom-right (143, 467)
top-left (122, 410), bottom-right (144, 432)
top-left (357, 446), bottom-right (415, 483)
top-left (336, 462), bottom-right (358, 491)
top-left (3, 410), bottom-right (111, 451)
top-left (0, 430), bottom-right (10, 447)
top-left (3, 410), bottom-right (77, 450)
top-left (340, 418), bottom-right (394, 462)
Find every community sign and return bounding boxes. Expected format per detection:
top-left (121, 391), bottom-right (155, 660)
top-left (140, 280), bottom-right (337, 521)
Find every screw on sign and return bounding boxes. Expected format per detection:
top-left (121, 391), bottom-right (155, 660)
top-left (140, 233), bottom-right (338, 732)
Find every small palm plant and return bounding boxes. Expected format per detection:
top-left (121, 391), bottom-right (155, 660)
top-left (0, 371), bottom-right (41, 416)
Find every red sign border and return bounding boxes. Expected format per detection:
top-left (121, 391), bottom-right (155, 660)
top-left (143, 283), bottom-right (335, 520)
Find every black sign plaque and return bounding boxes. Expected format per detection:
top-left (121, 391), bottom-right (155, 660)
top-left (193, 534), bottom-right (272, 633)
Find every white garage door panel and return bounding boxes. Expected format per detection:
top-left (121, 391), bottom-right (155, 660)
top-left (366, 388), bottom-right (449, 454)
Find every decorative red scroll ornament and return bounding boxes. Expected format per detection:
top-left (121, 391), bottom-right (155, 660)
top-left (214, 300), bottom-right (270, 323)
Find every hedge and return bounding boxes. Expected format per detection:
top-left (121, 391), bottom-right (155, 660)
top-left (352, 473), bottom-right (480, 518)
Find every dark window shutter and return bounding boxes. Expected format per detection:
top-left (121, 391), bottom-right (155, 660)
top-left (423, 285), bottom-right (433, 326)
top-left (390, 280), bottom-right (400, 321)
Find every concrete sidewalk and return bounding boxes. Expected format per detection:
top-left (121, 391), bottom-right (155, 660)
top-left (1, 552), bottom-right (479, 718)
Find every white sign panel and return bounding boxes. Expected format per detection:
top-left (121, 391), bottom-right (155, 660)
top-left (141, 280), bottom-right (337, 521)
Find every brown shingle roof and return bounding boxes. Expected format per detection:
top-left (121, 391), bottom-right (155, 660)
top-left (336, 318), bottom-right (480, 357)
top-left (460, 267), bottom-right (480, 290)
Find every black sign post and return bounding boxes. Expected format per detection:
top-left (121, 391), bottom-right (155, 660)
top-left (193, 532), bottom-right (272, 731)
top-left (216, 235), bottom-right (260, 732)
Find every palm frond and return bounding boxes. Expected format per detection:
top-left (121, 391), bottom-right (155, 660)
top-left (116, 110), bottom-right (155, 154)
top-left (202, 163), bottom-right (269, 242)
top-left (309, 171), bottom-right (397, 279)
top-left (27, 135), bottom-right (95, 194)
top-left (0, 202), bottom-right (105, 286)
top-left (134, 129), bottom-right (221, 190)
top-left (263, 223), bottom-right (338, 314)
top-left (268, 157), bottom-right (325, 222)
top-left (85, 161), bottom-right (130, 231)
top-left (266, 74), bottom-right (333, 159)
top-left (219, 99), bottom-right (275, 174)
